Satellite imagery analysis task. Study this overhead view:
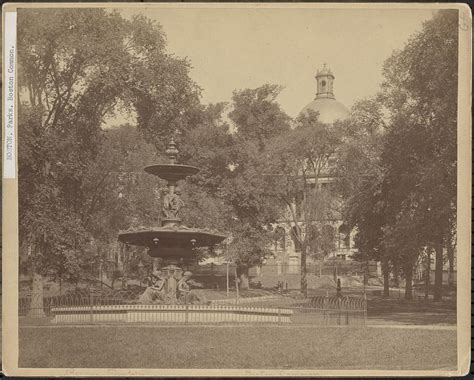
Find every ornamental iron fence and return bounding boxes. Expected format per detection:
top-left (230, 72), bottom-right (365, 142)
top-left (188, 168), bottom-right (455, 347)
top-left (18, 291), bottom-right (366, 326)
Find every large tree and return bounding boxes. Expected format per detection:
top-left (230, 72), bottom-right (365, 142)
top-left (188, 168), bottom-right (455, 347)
top-left (263, 110), bottom-right (344, 296)
top-left (335, 97), bottom-right (389, 295)
top-left (18, 9), bottom-right (129, 310)
top-left (178, 103), bottom-right (235, 234)
top-left (228, 84), bottom-right (291, 148)
top-left (380, 10), bottom-right (458, 300)
top-left (221, 84), bottom-right (291, 288)
top-left (337, 10), bottom-right (458, 300)
top-left (336, 11), bottom-right (458, 301)
top-left (86, 124), bottom-right (160, 288)
top-left (17, 9), bottom-right (200, 308)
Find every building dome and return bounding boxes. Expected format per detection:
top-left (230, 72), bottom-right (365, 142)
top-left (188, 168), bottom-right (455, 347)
top-left (300, 98), bottom-right (350, 125)
top-left (300, 64), bottom-right (350, 124)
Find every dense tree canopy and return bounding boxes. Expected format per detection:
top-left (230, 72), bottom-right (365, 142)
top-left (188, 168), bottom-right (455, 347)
top-left (17, 8), bottom-right (200, 286)
top-left (337, 10), bottom-right (458, 299)
top-left (17, 8), bottom-right (458, 302)
top-left (216, 85), bottom-right (292, 287)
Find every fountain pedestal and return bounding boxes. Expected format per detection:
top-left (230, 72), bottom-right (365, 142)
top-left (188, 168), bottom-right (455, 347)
top-left (118, 138), bottom-right (226, 305)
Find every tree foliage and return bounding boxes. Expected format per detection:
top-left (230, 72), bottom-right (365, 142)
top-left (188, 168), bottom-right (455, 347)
top-left (337, 10), bottom-right (458, 299)
top-left (17, 9), bottom-right (199, 284)
top-left (263, 110), bottom-right (344, 294)
top-left (17, 9), bottom-right (458, 302)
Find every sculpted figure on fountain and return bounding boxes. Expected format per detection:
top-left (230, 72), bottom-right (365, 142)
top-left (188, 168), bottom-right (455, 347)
top-left (138, 270), bottom-right (167, 304)
top-left (161, 186), bottom-right (185, 220)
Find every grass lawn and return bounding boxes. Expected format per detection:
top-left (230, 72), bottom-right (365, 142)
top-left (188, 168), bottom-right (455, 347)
top-left (367, 297), bottom-right (456, 325)
top-left (19, 325), bottom-right (456, 370)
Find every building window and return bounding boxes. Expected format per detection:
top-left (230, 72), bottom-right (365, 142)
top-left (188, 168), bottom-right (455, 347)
top-left (274, 226), bottom-right (286, 251)
top-left (338, 224), bottom-right (350, 249)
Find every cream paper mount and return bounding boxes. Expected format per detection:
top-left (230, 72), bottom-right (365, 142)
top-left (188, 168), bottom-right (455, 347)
top-left (2, 2), bottom-right (471, 377)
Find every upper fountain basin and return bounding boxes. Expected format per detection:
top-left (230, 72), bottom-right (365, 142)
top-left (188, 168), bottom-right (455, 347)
top-left (144, 164), bottom-right (200, 182)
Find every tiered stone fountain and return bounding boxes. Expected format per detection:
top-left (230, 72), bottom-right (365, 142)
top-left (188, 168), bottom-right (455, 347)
top-left (51, 139), bottom-right (292, 324)
top-left (118, 138), bottom-right (226, 304)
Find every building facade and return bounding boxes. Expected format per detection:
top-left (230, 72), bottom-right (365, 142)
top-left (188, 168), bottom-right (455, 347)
top-left (271, 65), bottom-right (355, 274)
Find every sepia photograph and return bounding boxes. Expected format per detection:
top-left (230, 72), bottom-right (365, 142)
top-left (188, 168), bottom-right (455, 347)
top-left (2, 3), bottom-right (471, 377)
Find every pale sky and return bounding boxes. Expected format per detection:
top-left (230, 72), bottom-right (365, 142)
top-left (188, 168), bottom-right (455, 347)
top-left (107, 6), bottom-right (435, 127)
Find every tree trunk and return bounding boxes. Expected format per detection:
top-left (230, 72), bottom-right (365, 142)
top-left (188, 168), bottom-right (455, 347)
top-left (28, 241), bottom-right (45, 318)
top-left (29, 271), bottom-right (45, 317)
top-left (424, 248), bottom-right (431, 300)
top-left (447, 242), bottom-right (455, 287)
top-left (393, 263), bottom-right (400, 288)
top-left (238, 266), bottom-right (250, 290)
top-left (404, 267), bottom-right (413, 300)
top-left (101, 270), bottom-right (110, 288)
top-left (234, 267), bottom-right (240, 299)
top-left (433, 240), bottom-right (444, 301)
top-left (382, 258), bottom-right (390, 298)
top-left (300, 244), bottom-right (307, 297)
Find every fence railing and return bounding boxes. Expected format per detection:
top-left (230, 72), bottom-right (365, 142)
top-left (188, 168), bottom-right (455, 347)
top-left (225, 293), bottom-right (367, 325)
top-left (248, 262), bottom-right (378, 277)
top-left (19, 291), bottom-right (367, 326)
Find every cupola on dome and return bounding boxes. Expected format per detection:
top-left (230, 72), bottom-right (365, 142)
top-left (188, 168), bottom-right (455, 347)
top-left (300, 64), bottom-right (350, 125)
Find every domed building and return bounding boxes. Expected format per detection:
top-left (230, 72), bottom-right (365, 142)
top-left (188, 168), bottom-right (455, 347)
top-left (300, 64), bottom-right (350, 124)
top-left (257, 65), bottom-right (357, 284)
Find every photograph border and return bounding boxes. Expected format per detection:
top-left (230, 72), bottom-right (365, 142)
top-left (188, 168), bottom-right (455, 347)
top-left (2, 2), bottom-right (471, 377)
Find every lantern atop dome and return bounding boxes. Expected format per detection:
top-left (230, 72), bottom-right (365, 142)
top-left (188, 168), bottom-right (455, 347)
top-left (315, 63), bottom-right (335, 100)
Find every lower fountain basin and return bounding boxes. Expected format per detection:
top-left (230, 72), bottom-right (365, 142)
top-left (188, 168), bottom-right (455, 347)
top-left (118, 226), bottom-right (227, 258)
